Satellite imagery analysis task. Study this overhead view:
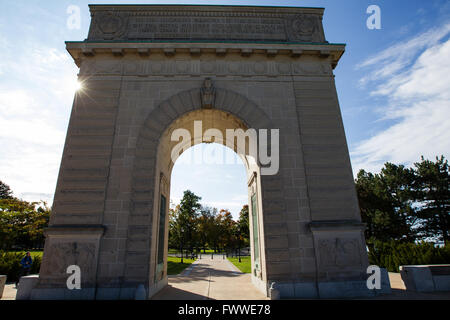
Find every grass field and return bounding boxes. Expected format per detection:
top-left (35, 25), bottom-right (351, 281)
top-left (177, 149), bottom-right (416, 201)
top-left (10, 251), bottom-right (43, 259)
top-left (9, 251), bottom-right (193, 276)
top-left (167, 256), bottom-right (196, 275)
top-left (227, 256), bottom-right (251, 273)
top-left (168, 249), bottom-right (219, 254)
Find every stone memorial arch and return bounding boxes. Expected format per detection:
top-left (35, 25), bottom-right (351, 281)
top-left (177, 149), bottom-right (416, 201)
top-left (23, 5), bottom-right (379, 299)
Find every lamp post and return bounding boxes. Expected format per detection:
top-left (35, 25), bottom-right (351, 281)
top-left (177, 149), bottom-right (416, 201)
top-left (237, 225), bottom-right (241, 263)
top-left (180, 226), bottom-right (184, 264)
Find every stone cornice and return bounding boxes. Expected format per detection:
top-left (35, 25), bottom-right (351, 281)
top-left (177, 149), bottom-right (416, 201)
top-left (66, 41), bottom-right (345, 69)
top-left (88, 5), bottom-right (325, 16)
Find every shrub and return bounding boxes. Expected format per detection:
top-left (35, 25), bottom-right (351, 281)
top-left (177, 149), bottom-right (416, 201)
top-left (368, 241), bottom-right (450, 272)
top-left (0, 251), bottom-right (41, 282)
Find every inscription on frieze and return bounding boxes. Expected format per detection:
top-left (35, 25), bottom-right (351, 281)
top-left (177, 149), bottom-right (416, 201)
top-left (130, 17), bottom-right (286, 40)
top-left (88, 8), bottom-right (325, 42)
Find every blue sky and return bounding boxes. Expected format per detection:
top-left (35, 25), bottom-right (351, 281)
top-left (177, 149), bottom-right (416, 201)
top-left (0, 0), bottom-right (449, 219)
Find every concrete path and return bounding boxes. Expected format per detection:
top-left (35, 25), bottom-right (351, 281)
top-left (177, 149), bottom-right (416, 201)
top-left (1, 284), bottom-right (18, 300)
top-left (3, 269), bottom-right (449, 300)
top-left (152, 255), bottom-right (268, 300)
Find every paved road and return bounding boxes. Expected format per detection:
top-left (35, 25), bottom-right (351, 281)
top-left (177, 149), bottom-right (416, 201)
top-left (152, 255), bottom-right (268, 300)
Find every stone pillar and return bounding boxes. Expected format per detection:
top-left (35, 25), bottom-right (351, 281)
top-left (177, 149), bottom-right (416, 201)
top-left (21, 78), bottom-right (122, 299)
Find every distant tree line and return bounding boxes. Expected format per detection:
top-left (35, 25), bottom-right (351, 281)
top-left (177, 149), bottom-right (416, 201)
top-left (356, 155), bottom-right (449, 245)
top-left (169, 190), bottom-right (249, 255)
top-left (0, 153), bottom-right (448, 270)
top-left (0, 180), bottom-right (50, 250)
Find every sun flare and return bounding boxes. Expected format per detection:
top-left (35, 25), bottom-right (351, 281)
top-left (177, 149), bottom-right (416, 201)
top-left (67, 78), bottom-right (83, 93)
top-left (74, 80), bottom-right (83, 92)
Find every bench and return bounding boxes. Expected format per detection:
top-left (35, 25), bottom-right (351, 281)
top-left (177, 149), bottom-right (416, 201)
top-left (400, 264), bottom-right (450, 292)
top-left (0, 275), bottom-right (6, 299)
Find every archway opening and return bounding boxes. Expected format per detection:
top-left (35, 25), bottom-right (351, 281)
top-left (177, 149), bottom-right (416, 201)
top-left (169, 142), bottom-right (248, 258)
top-left (149, 109), bottom-right (266, 297)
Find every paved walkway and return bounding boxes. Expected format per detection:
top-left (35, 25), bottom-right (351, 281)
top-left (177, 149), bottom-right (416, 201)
top-left (3, 267), bottom-right (450, 300)
top-left (152, 255), bottom-right (268, 300)
top-left (1, 284), bottom-right (18, 300)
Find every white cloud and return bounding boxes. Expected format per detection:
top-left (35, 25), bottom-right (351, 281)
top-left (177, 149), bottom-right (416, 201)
top-left (203, 201), bottom-right (246, 220)
top-left (352, 24), bottom-right (450, 174)
top-left (357, 23), bottom-right (450, 85)
top-left (0, 35), bottom-right (78, 203)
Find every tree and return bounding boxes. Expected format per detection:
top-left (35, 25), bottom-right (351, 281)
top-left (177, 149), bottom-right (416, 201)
top-left (238, 205), bottom-right (250, 247)
top-left (168, 191), bottom-right (249, 254)
top-left (178, 190), bottom-right (202, 253)
top-left (0, 198), bottom-right (50, 250)
top-left (168, 205), bottom-right (181, 249)
top-left (378, 163), bottom-right (418, 240)
top-left (355, 163), bottom-right (417, 242)
top-left (0, 180), bottom-right (13, 200)
top-left (356, 155), bottom-right (450, 244)
top-left (197, 206), bottom-right (217, 253)
top-left (413, 155), bottom-right (450, 244)
top-left (217, 209), bottom-right (237, 252)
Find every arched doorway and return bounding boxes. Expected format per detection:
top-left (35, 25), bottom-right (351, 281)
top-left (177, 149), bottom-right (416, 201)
top-left (129, 91), bottom-right (274, 297)
top-left (156, 141), bottom-right (258, 299)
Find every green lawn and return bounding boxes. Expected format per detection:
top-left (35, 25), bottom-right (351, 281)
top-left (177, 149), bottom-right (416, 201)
top-left (197, 249), bottom-right (218, 253)
top-left (227, 256), bottom-right (251, 273)
top-left (10, 251), bottom-right (192, 276)
top-left (11, 251), bottom-right (43, 259)
top-left (167, 256), bottom-right (196, 275)
top-left (168, 248), bottom-right (221, 254)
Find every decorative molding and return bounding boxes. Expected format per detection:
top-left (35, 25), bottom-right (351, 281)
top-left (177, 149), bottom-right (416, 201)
top-left (67, 42), bottom-right (345, 69)
top-left (92, 12), bottom-right (128, 41)
top-left (159, 172), bottom-right (169, 195)
top-left (318, 238), bottom-right (362, 268)
top-left (44, 225), bottom-right (106, 237)
top-left (286, 14), bottom-right (322, 42)
top-left (79, 59), bottom-right (333, 77)
top-left (40, 242), bottom-right (97, 281)
top-left (310, 220), bottom-right (366, 272)
top-left (309, 220), bottom-right (366, 232)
